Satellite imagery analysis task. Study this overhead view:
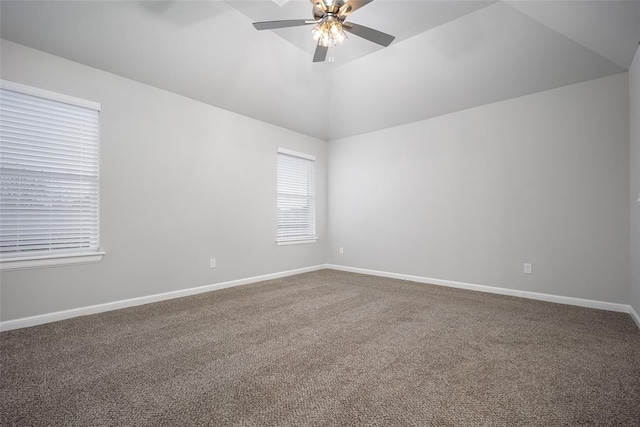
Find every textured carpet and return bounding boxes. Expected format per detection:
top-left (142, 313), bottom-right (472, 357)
top-left (1, 269), bottom-right (639, 426)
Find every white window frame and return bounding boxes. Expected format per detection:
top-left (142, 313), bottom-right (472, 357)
top-left (276, 148), bottom-right (317, 245)
top-left (0, 80), bottom-right (104, 270)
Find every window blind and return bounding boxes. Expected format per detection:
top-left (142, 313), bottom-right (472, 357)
top-left (277, 149), bottom-right (316, 242)
top-left (0, 83), bottom-right (100, 258)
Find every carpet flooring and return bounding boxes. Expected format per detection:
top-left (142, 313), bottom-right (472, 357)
top-left (1, 269), bottom-right (640, 426)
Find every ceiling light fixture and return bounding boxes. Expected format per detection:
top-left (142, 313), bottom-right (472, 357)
top-left (253, 0), bottom-right (395, 63)
top-left (311, 13), bottom-right (347, 48)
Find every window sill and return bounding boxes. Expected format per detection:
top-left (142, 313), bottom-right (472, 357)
top-left (0, 251), bottom-right (105, 271)
top-left (276, 238), bottom-right (318, 246)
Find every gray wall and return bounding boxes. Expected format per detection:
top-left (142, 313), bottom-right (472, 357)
top-left (0, 39), bottom-right (635, 323)
top-left (0, 40), bottom-right (327, 321)
top-left (328, 73), bottom-right (630, 304)
top-left (631, 46), bottom-right (640, 315)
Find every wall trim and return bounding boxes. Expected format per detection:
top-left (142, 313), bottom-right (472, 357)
top-left (0, 251), bottom-right (105, 271)
top-left (0, 264), bottom-right (327, 332)
top-left (630, 306), bottom-right (640, 329)
top-left (326, 264), bottom-right (636, 318)
top-left (3, 264), bottom-right (638, 332)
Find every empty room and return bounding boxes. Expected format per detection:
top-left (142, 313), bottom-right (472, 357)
top-left (1, 0), bottom-right (639, 425)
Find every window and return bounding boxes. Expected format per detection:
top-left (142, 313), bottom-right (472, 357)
top-left (277, 148), bottom-right (317, 244)
top-left (0, 80), bottom-right (103, 269)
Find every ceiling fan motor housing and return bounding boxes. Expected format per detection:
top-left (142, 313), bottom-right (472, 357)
top-left (313, 0), bottom-right (351, 21)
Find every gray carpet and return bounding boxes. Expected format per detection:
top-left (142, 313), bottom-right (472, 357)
top-left (2, 269), bottom-right (639, 426)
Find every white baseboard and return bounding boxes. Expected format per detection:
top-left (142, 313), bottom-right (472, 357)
top-left (326, 264), bottom-right (635, 316)
top-left (0, 264), bottom-right (326, 332)
top-left (3, 264), bottom-right (638, 332)
top-left (630, 306), bottom-right (640, 329)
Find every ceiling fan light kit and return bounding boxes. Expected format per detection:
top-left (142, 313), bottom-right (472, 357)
top-left (253, 0), bottom-right (395, 63)
top-left (312, 14), bottom-right (347, 48)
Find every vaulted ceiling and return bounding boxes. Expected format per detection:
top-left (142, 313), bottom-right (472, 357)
top-left (1, 1), bottom-right (639, 140)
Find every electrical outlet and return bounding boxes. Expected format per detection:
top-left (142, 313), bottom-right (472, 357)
top-left (210, 258), bottom-right (216, 269)
top-left (339, 247), bottom-right (344, 255)
top-left (523, 263), bottom-right (532, 274)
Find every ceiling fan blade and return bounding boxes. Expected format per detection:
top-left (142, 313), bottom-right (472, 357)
top-left (313, 44), bottom-right (328, 62)
top-left (343, 22), bottom-right (395, 47)
top-left (253, 20), bottom-right (313, 31)
top-left (338, 0), bottom-right (373, 18)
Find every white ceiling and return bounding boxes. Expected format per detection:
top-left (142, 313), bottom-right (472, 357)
top-left (1, 1), bottom-right (639, 141)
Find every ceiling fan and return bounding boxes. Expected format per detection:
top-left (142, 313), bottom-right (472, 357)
top-left (253, 0), bottom-right (395, 62)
